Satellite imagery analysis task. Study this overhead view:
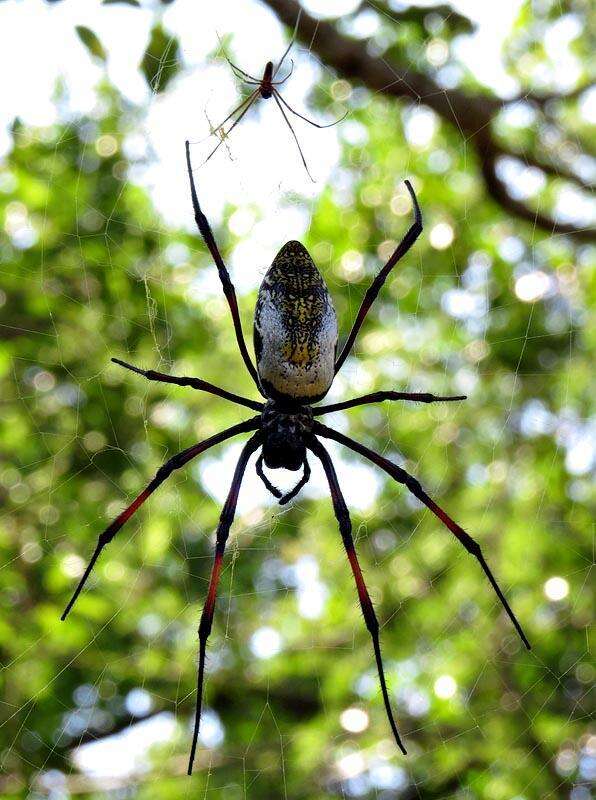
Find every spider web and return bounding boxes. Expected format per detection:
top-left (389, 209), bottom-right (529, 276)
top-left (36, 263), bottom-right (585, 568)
top-left (0, 0), bottom-right (594, 798)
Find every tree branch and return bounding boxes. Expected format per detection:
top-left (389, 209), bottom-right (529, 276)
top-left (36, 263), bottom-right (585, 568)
top-left (513, 79), bottom-right (595, 107)
top-left (479, 139), bottom-right (595, 241)
top-left (260, 0), bottom-right (595, 242)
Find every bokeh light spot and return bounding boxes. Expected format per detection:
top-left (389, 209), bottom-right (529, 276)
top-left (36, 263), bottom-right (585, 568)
top-left (340, 707), bottom-right (369, 733)
top-left (544, 576), bottom-right (569, 601)
top-left (429, 221), bottom-right (454, 249)
top-left (434, 674), bottom-right (457, 699)
top-left (250, 626), bottom-right (282, 659)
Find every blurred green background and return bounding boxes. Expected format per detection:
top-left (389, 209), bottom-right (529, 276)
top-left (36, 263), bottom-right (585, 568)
top-left (0, 0), bottom-right (594, 798)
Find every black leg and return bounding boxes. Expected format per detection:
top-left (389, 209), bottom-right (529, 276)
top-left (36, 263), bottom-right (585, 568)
top-left (256, 453), bottom-right (282, 499)
top-left (188, 431), bottom-right (262, 774)
top-left (61, 417), bottom-right (261, 620)
top-left (314, 390), bottom-right (466, 416)
top-left (308, 437), bottom-right (407, 754)
top-left (313, 421), bottom-right (531, 650)
top-left (255, 454), bottom-right (312, 505)
top-left (111, 358), bottom-right (263, 412)
top-left (184, 142), bottom-right (262, 391)
top-left (334, 181), bottom-right (422, 374)
top-left (279, 456), bottom-right (311, 505)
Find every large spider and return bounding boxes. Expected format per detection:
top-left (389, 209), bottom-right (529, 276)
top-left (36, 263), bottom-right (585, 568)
top-left (61, 142), bottom-right (531, 774)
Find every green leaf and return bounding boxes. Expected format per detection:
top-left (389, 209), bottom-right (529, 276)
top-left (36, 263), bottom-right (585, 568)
top-left (140, 24), bottom-right (181, 94)
top-left (75, 25), bottom-right (107, 63)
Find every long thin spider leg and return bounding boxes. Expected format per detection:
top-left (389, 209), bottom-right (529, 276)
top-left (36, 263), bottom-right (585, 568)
top-left (232, 78), bottom-right (262, 86)
top-left (60, 417), bottom-right (260, 621)
top-left (272, 92), bottom-right (315, 182)
top-left (273, 11), bottom-right (299, 79)
top-left (203, 90), bottom-right (260, 165)
top-left (271, 60), bottom-right (294, 86)
top-left (207, 88), bottom-right (259, 138)
top-left (215, 32), bottom-right (261, 83)
top-left (111, 358), bottom-right (263, 412)
top-left (188, 431), bottom-right (262, 775)
top-left (226, 60), bottom-right (260, 83)
top-left (314, 391), bottom-right (466, 416)
top-left (256, 453), bottom-right (282, 499)
top-left (313, 421), bottom-right (531, 650)
top-left (308, 436), bottom-right (407, 754)
top-left (335, 181), bottom-right (423, 374)
top-left (273, 41), bottom-right (293, 78)
top-left (274, 88), bottom-right (348, 129)
top-left (279, 456), bottom-right (311, 505)
top-left (185, 142), bottom-right (262, 391)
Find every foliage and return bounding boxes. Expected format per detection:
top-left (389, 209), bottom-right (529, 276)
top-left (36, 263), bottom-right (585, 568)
top-left (1, 3), bottom-right (594, 799)
top-left (140, 24), bottom-right (181, 94)
top-left (75, 26), bottom-right (108, 64)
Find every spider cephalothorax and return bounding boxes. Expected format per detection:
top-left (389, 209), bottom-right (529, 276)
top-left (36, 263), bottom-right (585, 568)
top-left (61, 141), bottom-right (531, 775)
top-left (260, 401), bottom-right (313, 470)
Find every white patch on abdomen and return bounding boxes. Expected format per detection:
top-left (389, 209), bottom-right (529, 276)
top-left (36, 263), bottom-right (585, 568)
top-left (255, 291), bottom-right (337, 402)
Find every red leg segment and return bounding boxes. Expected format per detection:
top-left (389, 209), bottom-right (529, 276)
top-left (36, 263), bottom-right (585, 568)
top-left (188, 431), bottom-right (262, 774)
top-left (313, 421), bottom-right (531, 650)
top-left (60, 416), bottom-right (260, 620)
top-left (309, 436), bottom-right (407, 754)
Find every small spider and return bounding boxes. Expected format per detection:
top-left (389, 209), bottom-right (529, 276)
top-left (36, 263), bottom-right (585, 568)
top-left (61, 142), bottom-right (531, 774)
top-left (204, 35), bottom-right (346, 179)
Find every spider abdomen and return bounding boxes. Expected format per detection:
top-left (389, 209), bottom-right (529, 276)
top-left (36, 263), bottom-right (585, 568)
top-left (254, 241), bottom-right (338, 403)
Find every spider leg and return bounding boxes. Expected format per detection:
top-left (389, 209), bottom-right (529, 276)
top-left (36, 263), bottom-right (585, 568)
top-left (203, 90), bottom-right (260, 165)
top-left (207, 88), bottom-right (259, 138)
top-left (274, 88), bottom-right (348, 129)
top-left (256, 453), bottom-right (282, 499)
top-left (255, 454), bottom-right (311, 504)
top-left (60, 417), bottom-right (261, 620)
top-left (188, 431), bottom-right (262, 774)
top-left (271, 60), bottom-right (294, 86)
top-left (111, 358), bottom-right (263, 412)
top-left (233, 78), bottom-right (262, 86)
top-left (279, 455), bottom-right (311, 505)
top-left (272, 92), bottom-right (315, 182)
top-left (314, 391), bottom-right (466, 416)
top-left (227, 60), bottom-right (260, 83)
top-left (215, 32), bottom-right (261, 83)
top-left (314, 421), bottom-right (531, 650)
top-left (185, 142), bottom-right (262, 392)
top-left (272, 14), bottom-right (298, 79)
top-left (308, 436), bottom-right (407, 754)
top-left (334, 181), bottom-right (422, 374)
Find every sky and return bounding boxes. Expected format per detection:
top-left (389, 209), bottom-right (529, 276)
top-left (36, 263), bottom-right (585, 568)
top-left (0, 0), bottom-right (528, 230)
top-left (1, 0), bottom-right (592, 785)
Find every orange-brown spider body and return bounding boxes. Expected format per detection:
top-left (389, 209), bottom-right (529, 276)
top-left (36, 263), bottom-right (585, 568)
top-left (259, 61), bottom-right (274, 99)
